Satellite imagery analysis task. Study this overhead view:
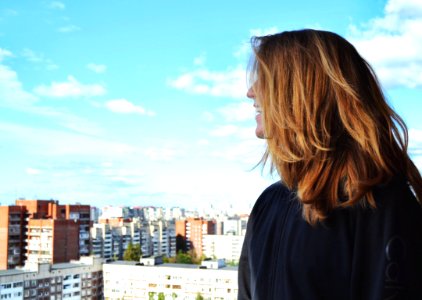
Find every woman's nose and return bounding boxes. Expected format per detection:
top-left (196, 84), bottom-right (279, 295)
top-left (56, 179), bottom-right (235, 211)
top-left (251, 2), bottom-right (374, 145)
top-left (247, 87), bottom-right (255, 99)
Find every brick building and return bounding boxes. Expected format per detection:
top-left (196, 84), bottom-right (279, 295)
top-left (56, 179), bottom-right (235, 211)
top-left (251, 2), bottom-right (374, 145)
top-left (0, 200), bottom-right (91, 270)
top-left (175, 218), bottom-right (216, 257)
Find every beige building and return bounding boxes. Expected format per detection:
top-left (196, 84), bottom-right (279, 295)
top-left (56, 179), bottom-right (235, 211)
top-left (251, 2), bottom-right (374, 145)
top-left (103, 259), bottom-right (238, 300)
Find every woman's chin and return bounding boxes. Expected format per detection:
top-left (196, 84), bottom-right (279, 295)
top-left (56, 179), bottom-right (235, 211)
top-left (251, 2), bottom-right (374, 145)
top-left (255, 128), bottom-right (265, 139)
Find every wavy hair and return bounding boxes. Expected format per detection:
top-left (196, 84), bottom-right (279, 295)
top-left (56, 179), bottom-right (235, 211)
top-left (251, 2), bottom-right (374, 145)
top-left (250, 29), bottom-right (422, 224)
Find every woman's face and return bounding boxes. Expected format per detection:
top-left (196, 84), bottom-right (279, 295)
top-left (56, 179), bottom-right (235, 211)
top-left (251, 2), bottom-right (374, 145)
top-left (247, 86), bottom-right (264, 139)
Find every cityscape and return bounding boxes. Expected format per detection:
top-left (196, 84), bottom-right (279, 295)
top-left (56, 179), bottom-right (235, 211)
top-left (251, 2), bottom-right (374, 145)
top-left (1, 0), bottom-right (421, 299)
top-left (0, 198), bottom-right (247, 299)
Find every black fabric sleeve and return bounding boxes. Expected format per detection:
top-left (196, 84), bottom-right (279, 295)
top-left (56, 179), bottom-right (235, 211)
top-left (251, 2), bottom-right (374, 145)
top-left (350, 180), bottom-right (422, 300)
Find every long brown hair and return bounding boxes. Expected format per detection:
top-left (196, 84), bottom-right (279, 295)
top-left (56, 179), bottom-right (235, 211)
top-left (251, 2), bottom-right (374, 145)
top-left (250, 29), bottom-right (422, 224)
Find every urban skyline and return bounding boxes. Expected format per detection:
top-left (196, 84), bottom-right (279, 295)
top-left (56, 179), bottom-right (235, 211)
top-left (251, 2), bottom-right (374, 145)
top-left (0, 0), bottom-right (421, 214)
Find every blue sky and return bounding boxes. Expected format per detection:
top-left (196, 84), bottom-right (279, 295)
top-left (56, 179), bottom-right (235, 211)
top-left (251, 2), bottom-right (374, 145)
top-left (0, 0), bottom-right (421, 212)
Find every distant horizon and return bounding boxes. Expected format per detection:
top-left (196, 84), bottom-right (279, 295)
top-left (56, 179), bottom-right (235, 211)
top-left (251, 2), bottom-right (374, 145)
top-left (0, 0), bottom-right (421, 213)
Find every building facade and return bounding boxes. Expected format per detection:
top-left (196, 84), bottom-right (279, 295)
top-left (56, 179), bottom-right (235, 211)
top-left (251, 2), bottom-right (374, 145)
top-left (0, 200), bottom-right (91, 270)
top-left (0, 256), bottom-right (103, 300)
top-left (175, 218), bottom-right (216, 257)
top-left (0, 206), bottom-right (27, 270)
top-left (202, 235), bottom-right (245, 263)
top-left (103, 260), bottom-right (238, 300)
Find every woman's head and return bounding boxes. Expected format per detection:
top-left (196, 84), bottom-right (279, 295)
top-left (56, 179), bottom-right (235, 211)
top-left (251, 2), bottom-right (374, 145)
top-left (249, 29), bottom-right (422, 223)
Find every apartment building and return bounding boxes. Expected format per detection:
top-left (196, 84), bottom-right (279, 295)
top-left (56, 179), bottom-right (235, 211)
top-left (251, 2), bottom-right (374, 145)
top-left (26, 219), bottom-right (79, 264)
top-left (0, 206), bottom-right (26, 269)
top-left (0, 200), bottom-right (91, 270)
top-left (0, 256), bottom-right (103, 299)
top-left (149, 220), bottom-right (176, 258)
top-left (103, 259), bottom-right (238, 299)
top-left (90, 223), bottom-right (112, 260)
top-left (202, 235), bottom-right (245, 263)
top-left (175, 218), bottom-right (216, 257)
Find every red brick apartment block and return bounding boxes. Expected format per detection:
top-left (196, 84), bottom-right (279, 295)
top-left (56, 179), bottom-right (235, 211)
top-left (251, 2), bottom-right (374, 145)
top-left (0, 199), bottom-right (91, 270)
top-left (0, 205), bottom-right (26, 269)
top-left (175, 217), bottom-right (216, 257)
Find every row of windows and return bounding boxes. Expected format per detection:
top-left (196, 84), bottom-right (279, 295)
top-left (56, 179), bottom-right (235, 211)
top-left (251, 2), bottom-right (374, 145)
top-left (0, 292), bottom-right (22, 299)
top-left (1, 282), bottom-right (23, 289)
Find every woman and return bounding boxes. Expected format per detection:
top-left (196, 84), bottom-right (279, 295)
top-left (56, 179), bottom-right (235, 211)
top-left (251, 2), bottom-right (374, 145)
top-left (238, 29), bottom-right (422, 299)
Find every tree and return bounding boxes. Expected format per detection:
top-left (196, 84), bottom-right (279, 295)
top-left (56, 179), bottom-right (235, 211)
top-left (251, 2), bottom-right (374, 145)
top-left (175, 250), bottom-right (193, 264)
top-left (148, 291), bottom-right (156, 300)
top-left (195, 293), bottom-right (204, 300)
top-left (123, 242), bottom-right (142, 261)
top-left (158, 292), bottom-right (166, 300)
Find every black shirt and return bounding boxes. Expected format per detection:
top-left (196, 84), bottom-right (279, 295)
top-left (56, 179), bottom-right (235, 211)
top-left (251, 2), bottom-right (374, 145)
top-left (238, 177), bottom-right (422, 299)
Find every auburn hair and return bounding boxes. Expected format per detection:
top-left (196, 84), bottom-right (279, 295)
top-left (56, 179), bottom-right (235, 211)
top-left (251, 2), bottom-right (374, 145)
top-left (250, 29), bottom-right (422, 224)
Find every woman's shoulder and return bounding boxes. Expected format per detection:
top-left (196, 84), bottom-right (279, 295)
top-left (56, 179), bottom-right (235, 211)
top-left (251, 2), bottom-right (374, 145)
top-left (372, 176), bottom-right (420, 208)
top-left (353, 176), bottom-right (422, 223)
top-left (250, 181), bottom-right (294, 216)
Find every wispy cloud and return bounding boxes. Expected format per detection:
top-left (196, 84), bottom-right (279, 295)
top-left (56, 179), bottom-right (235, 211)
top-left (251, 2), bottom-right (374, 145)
top-left (209, 125), bottom-right (240, 137)
top-left (0, 64), bottom-right (38, 108)
top-left (34, 75), bottom-right (106, 98)
top-left (348, 0), bottom-right (422, 88)
top-left (218, 102), bottom-right (254, 122)
top-left (57, 25), bottom-right (81, 33)
top-left (87, 63), bottom-right (107, 73)
top-left (0, 122), bottom-right (132, 157)
top-left (193, 53), bottom-right (206, 66)
top-left (105, 99), bottom-right (155, 116)
top-left (26, 168), bottom-right (42, 175)
top-left (21, 48), bottom-right (58, 70)
top-left (234, 27), bottom-right (279, 60)
top-left (168, 65), bottom-right (247, 99)
top-left (48, 1), bottom-right (65, 10)
top-left (0, 48), bottom-right (13, 61)
top-left (169, 27), bottom-right (280, 99)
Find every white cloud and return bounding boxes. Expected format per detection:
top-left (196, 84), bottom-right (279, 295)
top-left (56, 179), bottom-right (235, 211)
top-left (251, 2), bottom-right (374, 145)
top-left (0, 122), bottom-right (133, 157)
top-left (0, 64), bottom-right (38, 108)
top-left (348, 0), bottom-right (422, 88)
top-left (210, 125), bottom-right (239, 137)
top-left (58, 25), bottom-right (81, 33)
top-left (0, 63), bottom-right (102, 135)
top-left (218, 102), bottom-right (254, 122)
top-left (170, 27), bottom-right (281, 99)
top-left (168, 65), bottom-right (247, 99)
top-left (249, 27), bottom-right (279, 37)
top-left (21, 48), bottom-right (58, 70)
top-left (201, 111), bottom-right (215, 122)
top-left (26, 168), bottom-right (42, 175)
top-left (143, 147), bottom-right (179, 161)
top-left (193, 53), bottom-right (206, 66)
top-left (34, 75), bottom-right (106, 98)
top-left (105, 99), bottom-right (155, 116)
top-left (0, 48), bottom-right (13, 61)
top-left (87, 63), bottom-right (107, 73)
top-left (49, 1), bottom-right (65, 10)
